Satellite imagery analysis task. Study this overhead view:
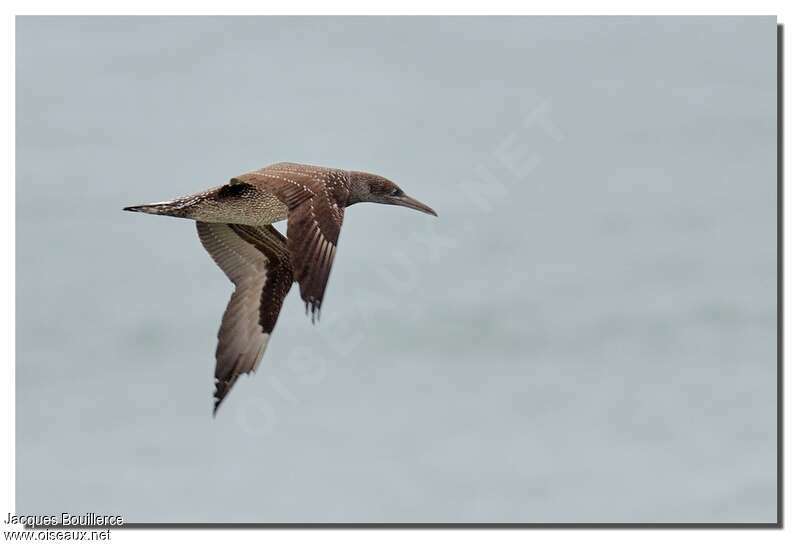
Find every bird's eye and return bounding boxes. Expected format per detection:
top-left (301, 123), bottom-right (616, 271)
top-left (391, 188), bottom-right (404, 197)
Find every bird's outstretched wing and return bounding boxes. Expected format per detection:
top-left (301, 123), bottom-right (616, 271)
top-left (237, 163), bottom-right (350, 322)
top-left (196, 221), bottom-right (293, 414)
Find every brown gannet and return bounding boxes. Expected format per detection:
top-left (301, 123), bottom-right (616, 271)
top-left (124, 162), bottom-right (437, 414)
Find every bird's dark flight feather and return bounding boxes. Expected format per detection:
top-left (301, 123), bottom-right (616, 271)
top-left (236, 163), bottom-right (349, 322)
top-left (196, 221), bottom-right (293, 414)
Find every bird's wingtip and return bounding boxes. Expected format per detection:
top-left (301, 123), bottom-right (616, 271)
top-left (304, 299), bottom-right (323, 324)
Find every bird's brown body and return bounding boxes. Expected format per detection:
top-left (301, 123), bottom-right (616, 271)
top-left (125, 162), bottom-right (437, 413)
top-left (153, 183), bottom-right (290, 225)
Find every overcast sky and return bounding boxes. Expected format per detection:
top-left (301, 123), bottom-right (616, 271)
top-left (16, 16), bottom-right (777, 524)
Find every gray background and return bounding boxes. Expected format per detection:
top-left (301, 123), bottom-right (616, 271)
top-left (16, 17), bottom-right (777, 523)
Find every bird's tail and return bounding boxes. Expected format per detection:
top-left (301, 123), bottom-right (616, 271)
top-left (123, 194), bottom-right (206, 218)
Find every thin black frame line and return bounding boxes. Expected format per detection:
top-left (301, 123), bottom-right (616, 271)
top-left (32, 523), bottom-right (781, 530)
top-left (22, 22), bottom-right (785, 533)
top-left (775, 22), bottom-right (784, 530)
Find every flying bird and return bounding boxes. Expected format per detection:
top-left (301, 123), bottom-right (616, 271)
top-left (124, 162), bottom-right (437, 413)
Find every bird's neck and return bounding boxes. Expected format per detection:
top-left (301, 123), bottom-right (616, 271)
top-left (346, 171), bottom-right (375, 206)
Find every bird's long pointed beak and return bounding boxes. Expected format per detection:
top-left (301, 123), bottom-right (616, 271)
top-left (391, 194), bottom-right (438, 217)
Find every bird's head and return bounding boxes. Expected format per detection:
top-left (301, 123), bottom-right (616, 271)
top-left (347, 170), bottom-right (438, 216)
